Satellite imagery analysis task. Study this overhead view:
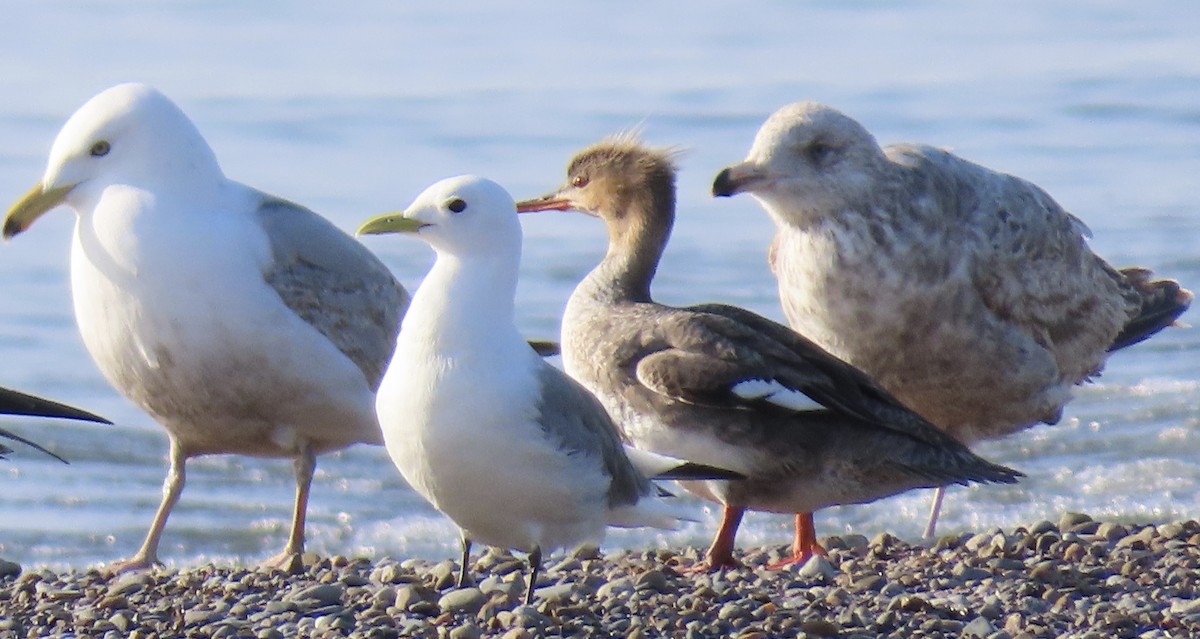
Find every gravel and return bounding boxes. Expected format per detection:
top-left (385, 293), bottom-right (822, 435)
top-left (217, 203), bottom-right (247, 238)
top-left (3, 513), bottom-right (1200, 638)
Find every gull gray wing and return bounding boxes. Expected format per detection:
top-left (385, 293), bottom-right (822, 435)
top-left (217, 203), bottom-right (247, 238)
top-left (256, 194), bottom-right (409, 390)
top-left (888, 145), bottom-right (1140, 381)
top-left (534, 363), bottom-right (649, 509)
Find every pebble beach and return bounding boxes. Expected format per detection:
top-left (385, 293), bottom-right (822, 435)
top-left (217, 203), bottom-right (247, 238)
top-left (3, 512), bottom-right (1199, 639)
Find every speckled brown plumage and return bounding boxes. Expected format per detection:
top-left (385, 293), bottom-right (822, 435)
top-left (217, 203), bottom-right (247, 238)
top-left (713, 101), bottom-right (1192, 534)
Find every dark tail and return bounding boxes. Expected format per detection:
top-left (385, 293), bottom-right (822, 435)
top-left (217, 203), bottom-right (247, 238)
top-left (944, 453), bottom-right (1023, 487)
top-left (897, 442), bottom-right (1024, 489)
top-left (1108, 268), bottom-right (1193, 352)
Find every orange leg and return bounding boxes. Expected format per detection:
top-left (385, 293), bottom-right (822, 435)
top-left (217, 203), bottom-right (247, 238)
top-left (766, 512), bottom-right (828, 570)
top-left (686, 505), bottom-right (746, 572)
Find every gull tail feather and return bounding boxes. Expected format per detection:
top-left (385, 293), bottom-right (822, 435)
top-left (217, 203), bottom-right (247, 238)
top-left (622, 445), bottom-right (744, 481)
top-left (607, 490), bottom-right (702, 529)
top-left (1109, 268), bottom-right (1193, 352)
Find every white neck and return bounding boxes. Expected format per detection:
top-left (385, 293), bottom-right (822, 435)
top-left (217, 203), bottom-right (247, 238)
top-left (400, 248), bottom-right (524, 358)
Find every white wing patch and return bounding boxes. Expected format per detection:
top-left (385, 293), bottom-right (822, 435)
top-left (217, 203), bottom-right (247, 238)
top-left (731, 379), bottom-right (824, 412)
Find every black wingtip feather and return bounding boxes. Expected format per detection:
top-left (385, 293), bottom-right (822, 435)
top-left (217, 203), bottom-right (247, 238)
top-left (0, 427), bottom-right (69, 464)
top-left (653, 461), bottom-right (746, 481)
top-left (528, 340), bottom-right (562, 358)
top-left (0, 387), bottom-right (112, 425)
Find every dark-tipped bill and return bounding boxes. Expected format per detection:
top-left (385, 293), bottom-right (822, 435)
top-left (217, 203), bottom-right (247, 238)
top-left (4, 183), bottom-right (76, 240)
top-left (711, 163), bottom-right (768, 198)
top-left (356, 213), bottom-right (428, 236)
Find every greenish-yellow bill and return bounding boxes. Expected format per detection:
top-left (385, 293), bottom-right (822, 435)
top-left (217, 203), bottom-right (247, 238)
top-left (356, 213), bottom-right (426, 236)
top-left (4, 183), bottom-right (75, 240)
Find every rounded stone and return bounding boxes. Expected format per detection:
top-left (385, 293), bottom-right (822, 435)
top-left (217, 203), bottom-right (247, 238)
top-left (439, 587), bottom-right (487, 615)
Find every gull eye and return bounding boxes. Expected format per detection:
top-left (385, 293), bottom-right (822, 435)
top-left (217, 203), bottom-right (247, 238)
top-left (446, 198), bottom-right (467, 213)
top-left (571, 175), bottom-right (589, 188)
top-left (806, 141), bottom-right (834, 165)
top-left (90, 140), bottom-right (111, 157)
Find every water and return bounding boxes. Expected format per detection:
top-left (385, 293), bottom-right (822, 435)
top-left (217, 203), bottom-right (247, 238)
top-left (1, 1), bottom-right (1198, 571)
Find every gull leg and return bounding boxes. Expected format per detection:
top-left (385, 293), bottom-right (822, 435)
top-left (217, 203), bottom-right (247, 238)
top-left (686, 505), bottom-right (746, 572)
top-left (109, 438), bottom-right (187, 573)
top-left (923, 486), bottom-right (947, 539)
top-left (457, 533), bottom-right (473, 587)
top-left (766, 512), bottom-right (828, 569)
top-left (265, 444), bottom-right (315, 570)
top-left (524, 546), bottom-right (542, 606)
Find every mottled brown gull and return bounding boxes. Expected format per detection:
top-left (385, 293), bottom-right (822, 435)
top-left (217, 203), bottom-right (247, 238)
top-left (357, 175), bottom-right (739, 603)
top-left (516, 137), bottom-right (1021, 569)
top-left (713, 101), bottom-right (1192, 536)
top-left (0, 385), bottom-right (110, 462)
top-left (3, 83), bottom-right (409, 570)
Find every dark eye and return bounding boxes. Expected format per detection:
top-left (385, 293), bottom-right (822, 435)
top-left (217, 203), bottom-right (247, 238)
top-left (571, 175), bottom-right (589, 188)
top-left (90, 140), bottom-right (111, 157)
top-left (447, 198), bottom-right (467, 213)
top-left (807, 141), bottom-right (834, 165)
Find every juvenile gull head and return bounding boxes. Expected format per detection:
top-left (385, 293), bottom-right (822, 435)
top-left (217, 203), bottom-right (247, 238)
top-left (713, 102), bottom-right (887, 218)
top-left (519, 137), bottom-right (1021, 570)
top-left (714, 100), bottom-right (1192, 536)
top-left (4, 83), bottom-right (409, 571)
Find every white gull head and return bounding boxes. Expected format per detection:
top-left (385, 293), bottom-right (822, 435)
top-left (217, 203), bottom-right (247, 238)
top-left (364, 175), bottom-right (522, 261)
top-left (12, 83), bottom-right (224, 236)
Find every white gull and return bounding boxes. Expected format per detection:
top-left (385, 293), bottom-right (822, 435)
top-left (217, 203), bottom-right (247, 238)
top-left (3, 83), bottom-right (408, 570)
top-left (357, 175), bottom-right (736, 602)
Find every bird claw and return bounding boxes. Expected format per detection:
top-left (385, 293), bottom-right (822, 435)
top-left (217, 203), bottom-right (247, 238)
top-left (765, 539), bottom-right (829, 571)
top-left (765, 551), bottom-right (821, 571)
top-left (105, 554), bottom-right (161, 575)
top-left (262, 551), bottom-right (305, 574)
top-left (681, 555), bottom-right (744, 574)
